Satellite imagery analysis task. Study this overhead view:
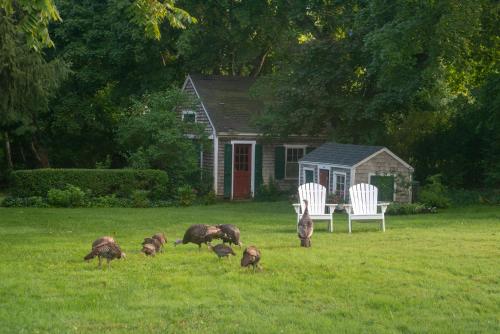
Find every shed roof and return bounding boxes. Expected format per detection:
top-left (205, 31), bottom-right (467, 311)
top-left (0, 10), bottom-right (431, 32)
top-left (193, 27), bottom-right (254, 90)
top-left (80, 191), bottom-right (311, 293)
top-left (300, 142), bottom-right (385, 167)
top-left (189, 75), bottom-right (263, 133)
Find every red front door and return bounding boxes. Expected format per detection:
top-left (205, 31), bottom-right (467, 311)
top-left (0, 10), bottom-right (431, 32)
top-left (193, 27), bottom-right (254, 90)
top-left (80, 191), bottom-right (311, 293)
top-left (319, 169), bottom-right (329, 193)
top-left (233, 144), bottom-right (252, 199)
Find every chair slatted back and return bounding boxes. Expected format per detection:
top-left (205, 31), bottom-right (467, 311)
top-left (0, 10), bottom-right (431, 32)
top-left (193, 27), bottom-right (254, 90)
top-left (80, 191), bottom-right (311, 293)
top-left (298, 183), bottom-right (326, 215)
top-left (349, 183), bottom-right (378, 215)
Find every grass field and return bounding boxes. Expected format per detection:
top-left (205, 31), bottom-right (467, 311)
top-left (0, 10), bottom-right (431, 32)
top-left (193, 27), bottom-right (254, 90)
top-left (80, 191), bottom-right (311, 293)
top-left (0, 202), bottom-right (499, 333)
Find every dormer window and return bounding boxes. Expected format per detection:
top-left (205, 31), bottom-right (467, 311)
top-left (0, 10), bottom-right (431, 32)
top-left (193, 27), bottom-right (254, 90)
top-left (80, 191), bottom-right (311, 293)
top-left (182, 110), bottom-right (196, 123)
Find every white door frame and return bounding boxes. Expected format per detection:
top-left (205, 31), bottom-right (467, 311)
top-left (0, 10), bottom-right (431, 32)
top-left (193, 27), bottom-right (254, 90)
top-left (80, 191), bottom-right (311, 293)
top-left (231, 140), bottom-right (256, 199)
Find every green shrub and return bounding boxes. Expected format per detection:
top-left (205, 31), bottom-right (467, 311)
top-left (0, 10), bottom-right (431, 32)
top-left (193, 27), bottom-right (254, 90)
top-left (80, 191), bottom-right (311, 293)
top-left (131, 190), bottom-right (150, 208)
top-left (90, 195), bottom-right (132, 208)
top-left (419, 174), bottom-right (451, 208)
top-left (9, 169), bottom-right (169, 198)
top-left (447, 189), bottom-right (500, 206)
top-left (255, 178), bottom-right (284, 202)
top-left (47, 184), bottom-right (86, 207)
top-left (480, 189), bottom-right (500, 205)
top-left (1, 196), bottom-right (48, 208)
top-left (177, 185), bottom-right (196, 206)
top-left (448, 189), bottom-right (481, 206)
top-left (201, 191), bottom-right (217, 205)
top-left (386, 203), bottom-right (437, 215)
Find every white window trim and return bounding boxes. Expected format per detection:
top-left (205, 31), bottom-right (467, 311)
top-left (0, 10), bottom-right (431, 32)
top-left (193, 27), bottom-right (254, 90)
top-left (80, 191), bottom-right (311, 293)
top-left (333, 171), bottom-right (347, 200)
top-left (368, 172), bottom-right (397, 202)
top-left (231, 140), bottom-right (256, 199)
top-left (181, 110), bottom-right (197, 122)
top-left (213, 135), bottom-right (218, 194)
top-left (303, 167), bottom-right (315, 184)
top-left (284, 145), bottom-right (307, 180)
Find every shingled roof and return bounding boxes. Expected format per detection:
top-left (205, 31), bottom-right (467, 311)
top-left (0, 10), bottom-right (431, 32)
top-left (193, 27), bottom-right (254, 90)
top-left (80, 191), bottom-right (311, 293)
top-left (301, 142), bottom-right (385, 167)
top-left (189, 75), bottom-right (263, 133)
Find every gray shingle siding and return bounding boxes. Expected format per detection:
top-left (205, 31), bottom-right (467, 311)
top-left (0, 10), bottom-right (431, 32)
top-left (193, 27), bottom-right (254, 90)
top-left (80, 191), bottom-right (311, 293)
top-left (183, 78), bottom-right (215, 137)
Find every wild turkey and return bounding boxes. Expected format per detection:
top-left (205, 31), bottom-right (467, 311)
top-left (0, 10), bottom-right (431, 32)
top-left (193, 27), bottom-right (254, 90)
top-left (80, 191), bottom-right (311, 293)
top-left (174, 224), bottom-right (223, 250)
top-left (92, 236), bottom-right (115, 249)
top-left (84, 240), bottom-right (125, 269)
top-left (152, 232), bottom-right (167, 252)
top-left (241, 246), bottom-right (261, 272)
top-left (217, 224), bottom-right (242, 247)
top-left (141, 243), bottom-right (156, 256)
top-left (209, 244), bottom-right (236, 259)
top-left (297, 199), bottom-right (314, 247)
top-left (142, 237), bottom-right (162, 253)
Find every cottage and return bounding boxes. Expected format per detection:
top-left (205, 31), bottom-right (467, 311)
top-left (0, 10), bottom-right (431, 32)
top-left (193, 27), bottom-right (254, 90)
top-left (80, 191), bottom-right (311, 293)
top-left (182, 75), bottom-right (325, 199)
top-left (299, 142), bottom-right (414, 203)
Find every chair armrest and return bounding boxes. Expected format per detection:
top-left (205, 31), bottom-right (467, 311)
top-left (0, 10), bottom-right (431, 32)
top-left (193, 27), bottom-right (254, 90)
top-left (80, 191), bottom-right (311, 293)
top-left (325, 203), bottom-right (337, 214)
top-left (343, 204), bottom-right (353, 214)
top-left (377, 202), bottom-right (390, 213)
top-left (292, 203), bottom-right (301, 214)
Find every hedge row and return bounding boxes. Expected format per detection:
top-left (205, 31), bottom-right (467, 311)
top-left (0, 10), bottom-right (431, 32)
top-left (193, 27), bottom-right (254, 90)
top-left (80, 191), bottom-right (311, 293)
top-left (10, 169), bottom-right (169, 198)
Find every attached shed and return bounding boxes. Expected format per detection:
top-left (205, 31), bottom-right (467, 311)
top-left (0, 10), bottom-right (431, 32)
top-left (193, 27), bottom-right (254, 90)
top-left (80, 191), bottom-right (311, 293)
top-left (299, 142), bottom-right (414, 203)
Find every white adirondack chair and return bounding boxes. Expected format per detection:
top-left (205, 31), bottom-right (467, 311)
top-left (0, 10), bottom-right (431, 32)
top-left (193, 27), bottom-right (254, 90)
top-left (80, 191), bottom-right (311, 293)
top-left (292, 183), bottom-right (337, 232)
top-left (344, 183), bottom-right (389, 233)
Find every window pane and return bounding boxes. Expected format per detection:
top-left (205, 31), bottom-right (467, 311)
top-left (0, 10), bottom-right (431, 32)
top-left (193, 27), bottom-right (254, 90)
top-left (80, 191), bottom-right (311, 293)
top-left (305, 170), bottom-right (314, 183)
top-left (336, 175), bottom-right (346, 193)
top-left (285, 147), bottom-right (305, 178)
top-left (286, 162), bottom-right (299, 178)
top-left (183, 112), bottom-right (195, 123)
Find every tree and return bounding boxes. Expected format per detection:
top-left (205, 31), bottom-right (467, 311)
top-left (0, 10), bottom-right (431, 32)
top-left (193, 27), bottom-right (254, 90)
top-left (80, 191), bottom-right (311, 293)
top-left (116, 89), bottom-right (208, 187)
top-left (0, 13), bottom-right (70, 168)
top-left (255, 0), bottom-right (499, 187)
top-left (0, 0), bottom-right (195, 50)
top-left (176, 0), bottom-right (294, 76)
top-left (42, 0), bottom-right (187, 167)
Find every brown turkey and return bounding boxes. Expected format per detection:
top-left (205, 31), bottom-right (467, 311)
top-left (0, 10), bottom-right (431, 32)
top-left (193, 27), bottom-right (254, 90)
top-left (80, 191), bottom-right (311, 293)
top-left (297, 199), bottom-right (314, 247)
top-left (217, 224), bottom-right (242, 247)
top-left (141, 243), bottom-right (156, 256)
top-left (174, 224), bottom-right (223, 250)
top-left (209, 244), bottom-right (236, 259)
top-left (84, 240), bottom-right (125, 269)
top-left (142, 237), bottom-right (162, 252)
top-left (152, 232), bottom-right (167, 251)
top-left (92, 236), bottom-right (115, 249)
top-left (241, 246), bottom-right (261, 272)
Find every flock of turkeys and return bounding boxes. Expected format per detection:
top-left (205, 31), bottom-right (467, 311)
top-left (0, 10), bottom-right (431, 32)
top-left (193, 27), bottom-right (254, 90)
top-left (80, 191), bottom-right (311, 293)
top-left (84, 199), bottom-right (313, 270)
top-left (84, 224), bottom-right (261, 271)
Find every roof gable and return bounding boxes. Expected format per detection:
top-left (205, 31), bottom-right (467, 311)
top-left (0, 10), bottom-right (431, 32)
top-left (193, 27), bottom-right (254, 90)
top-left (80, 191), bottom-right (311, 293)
top-left (187, 75), bottom-right (263, 133)
top-left (300, 142), bottom-right (385, 166)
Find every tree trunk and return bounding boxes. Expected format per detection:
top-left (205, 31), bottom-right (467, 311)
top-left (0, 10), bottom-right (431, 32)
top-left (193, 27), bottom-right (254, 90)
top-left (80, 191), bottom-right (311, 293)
top-left (19, 145), bottom-right (26, 163)
top-left (30, 137), bottom-right (50, 168)
top-left (251, 50), bottom-right (269, 78)
top-left (4, 131), bottom-right (13, 169)
top-left (231, 51), bottom-right (237, 76)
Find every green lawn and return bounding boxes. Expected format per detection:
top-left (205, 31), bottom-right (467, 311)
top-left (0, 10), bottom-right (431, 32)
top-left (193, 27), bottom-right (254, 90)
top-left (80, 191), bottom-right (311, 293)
top-left (0, 202), bottom-right (499, 333)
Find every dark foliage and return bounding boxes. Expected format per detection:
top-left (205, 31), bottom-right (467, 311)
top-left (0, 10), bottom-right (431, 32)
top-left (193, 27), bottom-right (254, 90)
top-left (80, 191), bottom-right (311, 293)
top-left (9, 169), bottom-right (168, 198)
